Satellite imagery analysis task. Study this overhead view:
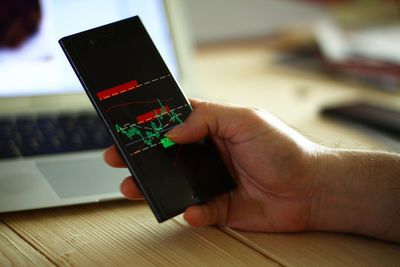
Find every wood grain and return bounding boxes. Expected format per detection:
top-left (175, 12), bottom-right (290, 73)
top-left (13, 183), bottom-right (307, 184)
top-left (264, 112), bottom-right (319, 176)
top-left (0, 221), bottom-right (53, 266)
top-left (222, 228), bottom-right (400, 267)
top-left (1, 200), bottom-right (277, 266)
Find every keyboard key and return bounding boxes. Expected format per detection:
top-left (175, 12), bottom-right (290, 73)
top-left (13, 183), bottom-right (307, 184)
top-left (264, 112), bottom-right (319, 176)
top-left (0, 125), bottom-right (13, 138)
top-left (16, 117), bottom-right (35, 129)
top-left (0, 118), bottom-right (13, 127)
top-left (0, 142), bottom-right (20, 158)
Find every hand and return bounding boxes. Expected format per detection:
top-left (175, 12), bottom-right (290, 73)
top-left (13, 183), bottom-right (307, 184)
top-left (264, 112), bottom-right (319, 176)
top-left (104, 99), bottom-right (400, 242)
top-left (104, 99), bottom-right (322, 232)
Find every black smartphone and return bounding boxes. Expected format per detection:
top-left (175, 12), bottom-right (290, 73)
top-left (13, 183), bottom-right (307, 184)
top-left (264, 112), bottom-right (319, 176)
top-left (59, 16), bottom-right (236, 222)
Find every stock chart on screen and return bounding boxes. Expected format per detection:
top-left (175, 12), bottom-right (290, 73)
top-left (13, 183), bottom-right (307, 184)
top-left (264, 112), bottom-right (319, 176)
top-left (77, 18), bottom-right (193, 168)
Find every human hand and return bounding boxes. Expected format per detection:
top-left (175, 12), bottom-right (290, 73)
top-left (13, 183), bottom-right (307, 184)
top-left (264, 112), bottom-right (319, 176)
top-left (104, 99), bottom-right (322, 232)
top-left (104, 99), bottom-right (400, 242)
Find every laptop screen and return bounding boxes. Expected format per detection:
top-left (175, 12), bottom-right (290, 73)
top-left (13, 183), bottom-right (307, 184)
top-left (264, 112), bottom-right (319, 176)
top-left (0, 0), bottom-right (178, 98)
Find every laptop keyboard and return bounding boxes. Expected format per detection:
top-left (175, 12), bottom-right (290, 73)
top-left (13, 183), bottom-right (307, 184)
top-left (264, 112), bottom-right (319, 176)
top-left (0, 112), bottom-right (113, 159)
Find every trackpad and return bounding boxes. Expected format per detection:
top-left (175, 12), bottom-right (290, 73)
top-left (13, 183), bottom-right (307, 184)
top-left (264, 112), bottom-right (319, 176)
top-left (37, 159), bottom-right (126, 198)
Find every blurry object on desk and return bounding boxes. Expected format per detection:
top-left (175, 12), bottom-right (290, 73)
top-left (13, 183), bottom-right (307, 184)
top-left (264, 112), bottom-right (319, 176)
top-left (276, 0), bottom-right (400, 92)
top-left (0, 0), bottom-right (42, 48)
top-left (329, 0), bottom-right (400, 28)
top-left (301, 0), bottom-right (400, 27)
top-left (314, 16), bottom-right (400, 66)
top-left (321, 101), bottom-right (400, 151)
top-left (277, 43), bottom-right (400, 92)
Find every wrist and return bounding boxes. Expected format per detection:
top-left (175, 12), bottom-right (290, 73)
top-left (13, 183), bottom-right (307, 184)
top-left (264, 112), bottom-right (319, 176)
top-left (308, 147), bottom-right (400, 242)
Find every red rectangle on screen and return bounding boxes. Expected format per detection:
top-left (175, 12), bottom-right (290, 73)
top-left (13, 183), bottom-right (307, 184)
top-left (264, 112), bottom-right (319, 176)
top-left (97, 80), bottom-right (139, 101)
top-left (136, 106), bottom-right (171, 124)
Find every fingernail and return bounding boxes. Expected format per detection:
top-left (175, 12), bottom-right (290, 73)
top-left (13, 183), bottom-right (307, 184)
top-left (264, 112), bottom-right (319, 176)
top-left (165, 123), bottom-right (185, 138)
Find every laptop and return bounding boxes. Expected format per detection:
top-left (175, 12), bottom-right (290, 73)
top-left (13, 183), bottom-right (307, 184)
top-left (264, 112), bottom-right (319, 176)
top-left (0, 0), bottom-right (195, 212)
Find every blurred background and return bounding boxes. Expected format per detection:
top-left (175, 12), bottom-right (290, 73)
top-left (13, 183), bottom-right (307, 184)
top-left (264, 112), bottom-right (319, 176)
top-left (1, 0), bottom-right (399, 151)
top-left (180, 0), bottom-right (400, 150)
top-left (182, 0), bottom-right (400, 92)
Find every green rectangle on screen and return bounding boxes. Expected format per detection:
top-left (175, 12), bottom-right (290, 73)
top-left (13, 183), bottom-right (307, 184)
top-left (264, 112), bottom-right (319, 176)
top-left (161, 137), bottom-right (175, 148)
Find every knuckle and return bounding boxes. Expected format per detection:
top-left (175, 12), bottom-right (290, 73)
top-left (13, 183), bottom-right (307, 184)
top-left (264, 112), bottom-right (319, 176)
top-left (193, 101), bottom-right (212, 115)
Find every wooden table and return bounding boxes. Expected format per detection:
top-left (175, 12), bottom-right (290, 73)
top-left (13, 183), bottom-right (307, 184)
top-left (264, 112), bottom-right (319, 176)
top-left (2, 42), bottom-right (400, 266)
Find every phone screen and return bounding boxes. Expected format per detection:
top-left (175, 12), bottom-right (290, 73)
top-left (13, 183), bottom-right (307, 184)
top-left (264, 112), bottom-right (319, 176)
top-left (59, 16), bottom-right (236, 221)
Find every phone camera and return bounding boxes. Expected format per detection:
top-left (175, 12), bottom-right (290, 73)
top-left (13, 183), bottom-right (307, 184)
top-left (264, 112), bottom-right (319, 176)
top-left (89, 39), bottom-right (96, 45)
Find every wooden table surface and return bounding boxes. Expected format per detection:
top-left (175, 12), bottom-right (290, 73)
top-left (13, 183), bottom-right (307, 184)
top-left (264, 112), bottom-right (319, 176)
top-left (1, 42), bottom-right (400, 266)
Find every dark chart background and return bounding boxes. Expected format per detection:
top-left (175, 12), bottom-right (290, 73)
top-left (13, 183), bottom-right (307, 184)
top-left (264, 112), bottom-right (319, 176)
top-left (71, 17), bottom-right (235, 220)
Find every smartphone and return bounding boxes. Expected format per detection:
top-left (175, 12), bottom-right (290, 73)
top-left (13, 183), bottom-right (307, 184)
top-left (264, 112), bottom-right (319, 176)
top-left (59, 16), bottom-right (236, 222)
